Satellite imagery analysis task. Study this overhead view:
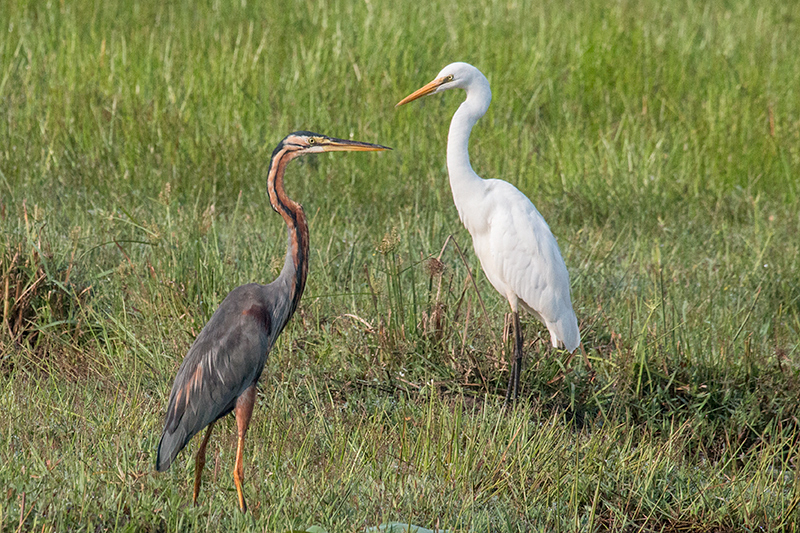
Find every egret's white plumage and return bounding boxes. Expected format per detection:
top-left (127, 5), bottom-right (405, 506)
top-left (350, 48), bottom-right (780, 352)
top-left (397, 62), bottom-right (580, 398)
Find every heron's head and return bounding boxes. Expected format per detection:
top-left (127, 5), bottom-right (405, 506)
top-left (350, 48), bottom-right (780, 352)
top-left (277, 132), bottom-right (391, 156)
top-left (396, 62), bottom-right (486, 107)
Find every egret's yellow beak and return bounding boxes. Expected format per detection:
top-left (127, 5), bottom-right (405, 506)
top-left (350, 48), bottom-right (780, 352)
top-left (396, 77), bottom-right (449, 107)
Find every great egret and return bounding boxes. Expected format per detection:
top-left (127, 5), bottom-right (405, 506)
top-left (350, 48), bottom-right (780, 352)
top-left (156, 132), bottom-right (390, 512)
top-left (397, 62), bottom-right (579, 400)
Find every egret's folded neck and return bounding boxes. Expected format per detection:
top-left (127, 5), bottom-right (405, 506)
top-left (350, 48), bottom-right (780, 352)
top-left (446, 81), bottom-right (491, 187)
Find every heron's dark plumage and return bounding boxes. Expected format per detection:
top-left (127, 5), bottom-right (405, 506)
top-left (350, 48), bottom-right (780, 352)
top-left (156, 284), bottom-right (278, 471)
top-left (155, 130), bottom-right (388, 511)
top-left (156, 134), bottom-right (310, 473)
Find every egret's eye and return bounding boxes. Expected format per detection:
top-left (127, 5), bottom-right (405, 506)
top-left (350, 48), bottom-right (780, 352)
top-left (445, 74), bottom-right (454, 82)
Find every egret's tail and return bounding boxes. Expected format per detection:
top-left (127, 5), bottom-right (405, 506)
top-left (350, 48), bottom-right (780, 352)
top-left (549, 314), bottom-right (580, 353)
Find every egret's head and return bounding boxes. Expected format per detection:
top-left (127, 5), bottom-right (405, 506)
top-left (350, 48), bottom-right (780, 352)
top-left (396, 62), bottom-right (485, 107)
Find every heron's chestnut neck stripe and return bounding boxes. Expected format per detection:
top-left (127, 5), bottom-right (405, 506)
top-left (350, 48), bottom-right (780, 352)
top-left (266, 145), bottom-right (310, 315)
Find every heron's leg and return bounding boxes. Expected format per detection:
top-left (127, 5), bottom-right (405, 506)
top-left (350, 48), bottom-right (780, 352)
top-left (193, 421), bottom-right (216, 505)
top-left (233, 385), bottom-right (257, 513)
top-left (504, 311), bottom-right (524, 402)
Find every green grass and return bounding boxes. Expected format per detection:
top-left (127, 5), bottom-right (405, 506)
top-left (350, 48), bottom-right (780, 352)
top-left (2, 0), bottom-right (799, 530)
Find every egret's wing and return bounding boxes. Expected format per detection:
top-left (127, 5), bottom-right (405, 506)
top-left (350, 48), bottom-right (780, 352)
top-left (483, 181), bottom-right (579, 349)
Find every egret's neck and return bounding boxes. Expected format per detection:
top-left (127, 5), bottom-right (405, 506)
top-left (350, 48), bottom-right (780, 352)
top-left (446, 77), bottom-right (491, 190)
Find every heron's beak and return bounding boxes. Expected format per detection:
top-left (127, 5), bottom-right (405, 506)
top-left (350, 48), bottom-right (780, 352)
top-left (321, 138), bottom-right (392, 152)
top-left (395, 77), bottom-right (448, 107)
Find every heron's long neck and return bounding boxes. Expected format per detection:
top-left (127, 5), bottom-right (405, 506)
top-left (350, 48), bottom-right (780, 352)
top-left (446, 78), bottom-right (491, 195)
top-left (266, 147), bottom-right (309, 321)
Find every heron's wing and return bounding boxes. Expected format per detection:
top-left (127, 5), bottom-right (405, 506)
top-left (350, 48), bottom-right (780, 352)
top-left (156, 284), bottom-right (272, 471)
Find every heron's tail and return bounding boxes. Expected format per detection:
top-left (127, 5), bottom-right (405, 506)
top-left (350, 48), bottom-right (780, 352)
top-left (155, 427), bottom-right (187, 472)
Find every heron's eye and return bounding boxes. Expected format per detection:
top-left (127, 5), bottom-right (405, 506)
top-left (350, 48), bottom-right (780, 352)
top-left (308, 138), bottom-right (316, 144)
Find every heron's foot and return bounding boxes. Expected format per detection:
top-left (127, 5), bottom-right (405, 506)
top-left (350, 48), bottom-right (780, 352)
top-left (193, 422), bottom-right (215, 506)
top-left (234, 451), bottom-right (248, 513)
top-left (233, 434), bottom-right (249, 513)
top-left (237, 491), bottom-right (247, 513)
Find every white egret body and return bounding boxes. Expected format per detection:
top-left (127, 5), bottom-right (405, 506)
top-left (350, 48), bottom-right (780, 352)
top-left (397, 62), bottom-right (580, 399)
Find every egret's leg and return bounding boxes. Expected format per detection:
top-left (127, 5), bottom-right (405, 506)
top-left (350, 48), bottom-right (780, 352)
top-left (504, 312), bottom-right (514, 403)
top-left (505, 358), bottom-right (515, 404)
top-left (512, 311), bottom-right (523, 399)
top-left (193, 421), bottom-right (215, 505)
top-left (233, 385), bottom-right (257, 513)
top-left (504, 311), bottom-right (524, 402)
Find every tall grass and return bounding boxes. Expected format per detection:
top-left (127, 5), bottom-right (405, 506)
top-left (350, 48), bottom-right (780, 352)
top-left (1, 0), bottom-right (799, 530)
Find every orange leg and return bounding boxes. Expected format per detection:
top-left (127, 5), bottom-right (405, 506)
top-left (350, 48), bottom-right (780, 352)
top-left (193, 421), bottom-right (216, 505)
top-left (233, 385), bottom-right (257, 513)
